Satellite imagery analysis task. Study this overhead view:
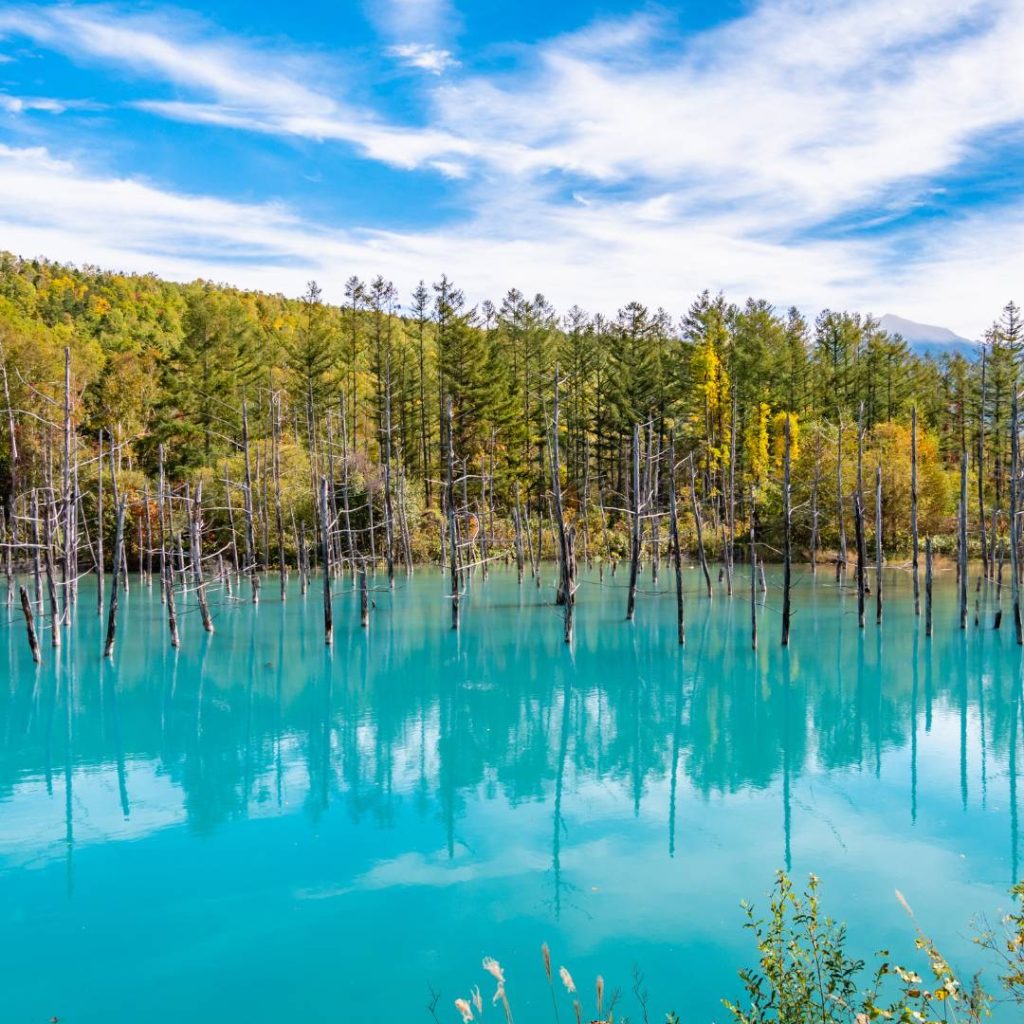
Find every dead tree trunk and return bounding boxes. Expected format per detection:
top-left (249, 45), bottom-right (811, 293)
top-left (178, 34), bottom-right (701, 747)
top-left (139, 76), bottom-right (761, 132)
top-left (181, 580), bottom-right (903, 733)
top-left (809, 430), bottom-right (821, 576)
top-left (96, 428), bottom-right (104, 616)
top-left (925, 537), bottom-right (934, 638)
top-left (31, 490), bottom-right (42, 612)
top-left (959, 449), bottom-right (968, 630)
top-left (103, 435), bottom-right (128, 657)
top-left (750, 485), bottom-right (757, 650)
top-left (340, 395), bottom-right (356, 572)
top-left (104, 497), bottom-right (127, 658)
top-left (911, 406), bottom-right (920, 616)
top-left (875, 464), bottom-right (883, 626)
top-left (164, 495), bottom-right (180, 649)
top-left (524, 501), bottom-right (537, 579)
top-left (382, 349), bottom-right (396, 590)
top-left (43, 491), bottom-right (60, 648)
top-left (690, 458), bottom-right (712, 599)
top-left (668, 435), bottom-right (685, 646)
top-left (446, 397), bottom-right (460, 631)
top-left (581, 435), bottom-right (592, 568)
top-left (296, 516), bottom-right (308, 595)
top-left (727, 388), bottom-right (737, 595)
top-left (273, 392), bottom-right (287, 602)
top-left (1011, 397), bottom-right (1021, 644)
top-left (62, 347), bottom-right (73, 624)
top-left (19, 585), bottom-right (41, 664)
top-left (978, 349), bottom-right (988, 579)
top-left (854, 491), bottom-right (866, 630)
top-left (0, 340), bottom-right (18, 532)
top-left (191, 482), bottom-right (214, 634)
top-left (144, 479), bottom-right (153, 585)
top-left (781, 415), bottom-right (792, 647)
top-left (836, 419), bottom-right (847, 582)
top-left (242, 399), bottom-right (260, 604)
top-left (626, 423), bottom-right (641, 621)
top-left (2, 510), bottom-right (13, 612)
top-left (319, 475), bottom-right (333, 645)
top-left (513, 482), bottom-right (525, 585)
top-left (550, 371), bottom-right (575, 643)
top-left (396, 466), bottom-right (414, 576)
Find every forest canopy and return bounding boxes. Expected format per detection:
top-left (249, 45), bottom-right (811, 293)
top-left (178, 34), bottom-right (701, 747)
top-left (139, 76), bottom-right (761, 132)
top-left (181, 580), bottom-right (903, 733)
top-left (0, 250), bottom-right (1017, 560)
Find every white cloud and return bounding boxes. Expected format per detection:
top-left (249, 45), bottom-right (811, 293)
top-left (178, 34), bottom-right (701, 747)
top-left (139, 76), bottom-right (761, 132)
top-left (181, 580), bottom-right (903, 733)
top-left (387, 43), bottom-right (458, 74)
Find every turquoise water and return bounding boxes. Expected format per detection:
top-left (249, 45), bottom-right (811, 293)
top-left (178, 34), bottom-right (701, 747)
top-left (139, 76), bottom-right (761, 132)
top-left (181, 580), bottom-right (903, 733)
top-left (1, 566), bottom-right (1022, 1022)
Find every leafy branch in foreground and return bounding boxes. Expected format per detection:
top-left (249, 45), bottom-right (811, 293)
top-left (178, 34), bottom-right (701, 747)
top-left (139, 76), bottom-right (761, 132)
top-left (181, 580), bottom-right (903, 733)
top-left (722, 871), bottom-right (863, 1023)
top-left (445, 873), bottom-right (1024, 1024)
top-left (722, 872), bottom-right (989, 1024)
top-left (975, 880), bottom-right (1024, 1007)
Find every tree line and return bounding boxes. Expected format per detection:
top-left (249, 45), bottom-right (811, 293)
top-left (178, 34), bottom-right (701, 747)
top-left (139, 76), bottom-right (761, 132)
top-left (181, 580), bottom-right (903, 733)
top-left (0, 250), bottom-right (1019, 568)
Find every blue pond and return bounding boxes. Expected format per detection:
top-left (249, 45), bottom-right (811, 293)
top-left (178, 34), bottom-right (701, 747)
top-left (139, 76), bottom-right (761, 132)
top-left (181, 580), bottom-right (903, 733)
top-left (0, 566), bottom-right (1020, 1022)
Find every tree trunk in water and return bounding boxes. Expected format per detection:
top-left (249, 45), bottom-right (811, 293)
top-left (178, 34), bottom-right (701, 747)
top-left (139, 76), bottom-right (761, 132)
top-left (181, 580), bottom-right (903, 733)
top-left (550, 371), bottom-right (575, 644)
top-left (241, 399), bottom-right (259, 604)
top-left (19, 585), bottom-right (40, 663)
top-left (96, 429), bottom-right (104, 616)
top-left (273, 392), bottom-right (287, 602)
top-left (925, 537), bottom-right (934, 638)
top-left (781, 415), bottom-right (792, 647)
top-left (446, 397), bottom-right (460, 631)
top-left (31, 490), bottom-right (42, 613)
top-left (62, 347), bottom-right (73, 624)
top-left (1011, 397), bottom-right (1021, 644)
top-left (43, 492), bottom-right (60, 648)
top-left (854, 491), bottom-right (866, 630)
top-left (836, 419), bottom-right (847, 582)
top-left (668, 435), bottom-right (685, 645)
top-left (626, 424), bottom-right (641, 621)
top-left (319, 475), bottom-right (333, 645)
top-left (513, 482), bottom-right (525, 585)
top-left (809, 432), bottom-right (820, 576)
top-left (875, 464), bottom-right (883, 626)
top-left (911, 406), bottom-right (920, 615)
top-left (750, 485), bottom-right (757, 651)
top-left (191, 482), bottom-right (214, 634)
top-left (978, 350), bottom-right (988, 579)
top-left (959, 449), bottom-right (968, 630)
top-left (104, 496), bottom-right (127, 657)
top-left (690, 458), bottom-right (712, 599)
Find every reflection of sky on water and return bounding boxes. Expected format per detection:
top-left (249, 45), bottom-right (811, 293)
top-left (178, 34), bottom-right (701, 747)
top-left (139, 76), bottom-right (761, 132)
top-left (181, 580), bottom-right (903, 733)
top-left (1, 567), bottom-right (1022, 1022)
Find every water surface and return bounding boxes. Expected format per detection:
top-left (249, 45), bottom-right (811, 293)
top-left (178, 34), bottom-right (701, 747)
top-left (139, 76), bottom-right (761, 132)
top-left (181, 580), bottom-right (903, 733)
top-left (1, 566), bottom-right (1021, 1022)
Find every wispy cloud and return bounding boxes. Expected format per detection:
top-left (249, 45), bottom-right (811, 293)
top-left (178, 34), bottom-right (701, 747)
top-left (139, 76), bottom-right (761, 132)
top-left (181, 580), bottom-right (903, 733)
top-left (0, 93), bottom-right (75, 114)
top-left (367, 0), bottom-right (457, 45)
top-left (0, 5), bottom-right (472, 169)
top-left (1, 141), bottom-right (1019, 337)
top-left (433, 0), bottom-right (1024, 222)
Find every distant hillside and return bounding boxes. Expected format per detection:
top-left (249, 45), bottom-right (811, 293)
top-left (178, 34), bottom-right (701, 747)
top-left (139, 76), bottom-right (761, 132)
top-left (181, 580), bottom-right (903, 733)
top-left (879, 314), bottom-right (978, 360)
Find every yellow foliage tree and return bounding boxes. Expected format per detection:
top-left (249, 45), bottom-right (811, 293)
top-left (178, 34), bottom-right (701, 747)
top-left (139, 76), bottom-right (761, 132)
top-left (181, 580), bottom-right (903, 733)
top-left (692, 339), bottom-right (731, 479)
top-left (746, 402), bottom-right (772, 486)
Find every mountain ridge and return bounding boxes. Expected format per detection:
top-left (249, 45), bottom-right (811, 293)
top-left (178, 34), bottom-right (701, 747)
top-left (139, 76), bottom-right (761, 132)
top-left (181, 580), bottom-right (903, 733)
top-left (879, 313), bottom-right (977, 359)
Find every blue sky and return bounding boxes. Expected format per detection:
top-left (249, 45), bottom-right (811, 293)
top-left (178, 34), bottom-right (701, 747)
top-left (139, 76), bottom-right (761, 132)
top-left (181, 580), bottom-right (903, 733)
top-left (0, 0), bottom-right (1021, 337)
